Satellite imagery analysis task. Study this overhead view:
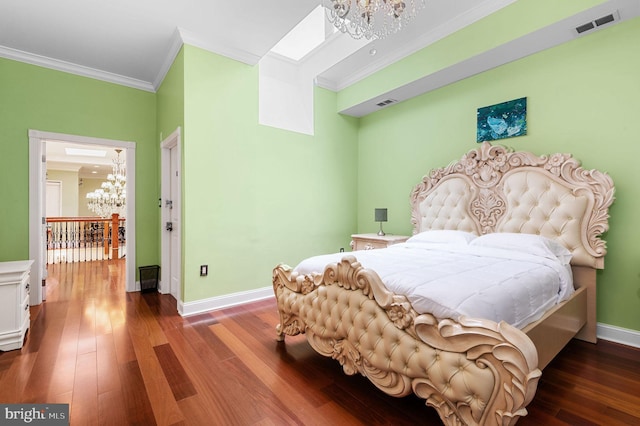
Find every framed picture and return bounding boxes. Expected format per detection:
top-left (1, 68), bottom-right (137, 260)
top-left (477, 97), bottom-right (527, 142)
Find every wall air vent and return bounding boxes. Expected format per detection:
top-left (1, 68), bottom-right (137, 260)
top-left (575, 12), bottom-right (617, 35)
top-left (375, 99), bottom-right (397, 108)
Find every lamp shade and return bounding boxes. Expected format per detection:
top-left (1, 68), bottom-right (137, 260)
top-left (374, 208), bottom-right (388, 222)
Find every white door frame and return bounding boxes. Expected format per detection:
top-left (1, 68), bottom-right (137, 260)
top-left (29, 130), bottom-right (137, 305)
top-left (160, 127), bottom-right (182, 312)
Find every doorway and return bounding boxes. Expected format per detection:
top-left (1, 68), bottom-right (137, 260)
top-left (29, 130), bottom-right (137, 306)
top-left (160, 128), bottom-right (183, 312)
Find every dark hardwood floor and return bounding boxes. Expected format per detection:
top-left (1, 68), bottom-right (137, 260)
top-left (1, 259), bottom-right (639, 425)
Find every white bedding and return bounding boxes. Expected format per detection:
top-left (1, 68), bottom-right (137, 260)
top-left (293, 241), bottom-right (574, 329)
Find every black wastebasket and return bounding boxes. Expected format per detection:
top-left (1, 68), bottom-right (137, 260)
top-left (139, 265), bottom-right (160, 293)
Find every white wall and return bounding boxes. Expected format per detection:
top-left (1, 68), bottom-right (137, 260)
top-left (258, 53), bottom-right (314, 135)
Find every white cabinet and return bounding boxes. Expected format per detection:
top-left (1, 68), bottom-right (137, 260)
top-left (0, 260), bottom-right (33, 351)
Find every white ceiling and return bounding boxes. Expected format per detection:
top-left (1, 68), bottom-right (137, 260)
top-left (0, 0), bottom-right (514, 93)
top-left (1, 0), bottom-right (637, 100)
top-left (46, 142), bottom-right (124, 179)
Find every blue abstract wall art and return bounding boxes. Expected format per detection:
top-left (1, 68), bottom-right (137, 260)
top-left (477, 97), bottom-right (527, 142)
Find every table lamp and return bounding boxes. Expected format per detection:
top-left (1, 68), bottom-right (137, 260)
top-left (375, 208), bottom-right (387, 236)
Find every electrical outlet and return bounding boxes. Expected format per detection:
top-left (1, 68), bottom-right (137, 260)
top-left (200, 265), bottom-right (208, 276)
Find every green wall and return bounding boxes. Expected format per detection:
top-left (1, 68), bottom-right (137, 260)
top-left (157, 48), bottom-right (185, 144)
top-left (178, 45), bottom-right (359, 302)
top-left (0, 58), bottom-right (159, 267)
top-left (357, 17), bottom-right (640, 331)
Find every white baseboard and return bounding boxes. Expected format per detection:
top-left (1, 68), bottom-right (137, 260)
top-left (597, 322), bottom-right (640, 348)
top-left (178, 286), bottom-right (274, 317)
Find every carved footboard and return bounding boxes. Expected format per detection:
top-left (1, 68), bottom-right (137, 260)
top-left (273, 256), bottom-right (541, 426)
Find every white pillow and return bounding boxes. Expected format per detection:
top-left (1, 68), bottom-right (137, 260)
top-left (470, 232), bottom-right (572, 264)
top-left (406, 230), bottom-right (478, 245)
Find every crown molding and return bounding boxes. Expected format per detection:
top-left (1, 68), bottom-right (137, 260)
top-left (0, 45), bottom-right (155, 92)
top-left (152, 27), bottom-right (186, 91)
top-left (0, 25), bottom-right (264, 94)
top-left (314, 76), bottom-right (338, 92)
top-left (177, 27), bottom-right (262, 66)
top-left (152, 27), bottom-right (264, 91)
top-left (46, 162), bottom-right (82, 173)
top-left (311, 30), bottom-right (370, 92)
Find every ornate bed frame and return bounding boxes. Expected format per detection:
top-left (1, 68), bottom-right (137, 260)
top-left (272, 142), bottom-right (614, 425)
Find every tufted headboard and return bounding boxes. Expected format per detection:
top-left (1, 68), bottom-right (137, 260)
top-left (410, 142), bottom-right (615, 269)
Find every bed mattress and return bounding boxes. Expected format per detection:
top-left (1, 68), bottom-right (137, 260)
top-left (293, 241), bottom-right (574, 329)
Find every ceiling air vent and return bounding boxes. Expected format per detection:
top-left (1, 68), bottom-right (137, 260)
top-left (595, 14), bottom-right (615, 27)
top-left (576, 22), bottom-right (595, 34)
top-left (575, 12), bottom-right (617, 35)
top-left (376, 99), bottom-right (397, 108)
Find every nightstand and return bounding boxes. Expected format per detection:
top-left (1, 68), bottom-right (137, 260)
top-left (350, 234), bottom-right (409, 251)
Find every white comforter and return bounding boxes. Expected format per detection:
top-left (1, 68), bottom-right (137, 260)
top-left (293, 242), bottom-right (574, 329)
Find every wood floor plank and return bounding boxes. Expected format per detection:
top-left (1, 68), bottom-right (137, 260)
top-left (2, 258), bottom-right (639, 425)
top-left (163, 325), bottom-right (264, 425)
top-left (153, 343), bottom-right (197, 401)
top-left (176, 394), bottom-right (226, 426)
top-left (135, 350), bottom-right (185, 426)
top-left (70, 351), bottom-right (99, 425)
top-left (602, 405), bottom-right (640, 425)
top-left (315, 400), bottom-right (366, 426)
top-left (96, 332), bottom-right (122, 395)
top-left (216, 304), bottom-right (341, 386)
top-left (47, 296), bottom-right (84, 400)
top-left (141, 293), bottom-right (183, 332)
top-left (118, 359), bottom-right (157, 425)
top-left (220, 355), bottom-right (303, 425)
top-left (77, 298), bottom-right (97, 355)
top-left (123, 298), bottom-right (184, 425)
top-left (22, 302), bottom-right (70, 402)
top-left (126, 292), bottom-right (169, 348)
top-left (212, 310), bottom-right (335, 407)
top-left (98, 389), bottom-right (129, 426)
top-left (0, 349), bottom-right (21, 374)
top-left (109, 303), bottom-right (137, 365)
top-left (210, 323), bottom-right (344, 425)
top-left (0, 352), bottom-right (38, 402)
top-left (23, 304), bottom-right (47, 354)
top-left (524, 381), bottom-right (626, 426)
top-left (551, 370), bottom-right (640, 419)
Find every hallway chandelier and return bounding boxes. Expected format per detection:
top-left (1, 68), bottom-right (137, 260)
top-left (323, 0), bottom-right (426, 40)
top-left (86, 149), bottom-right (126, 218)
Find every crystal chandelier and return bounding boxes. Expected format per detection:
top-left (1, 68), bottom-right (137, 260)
top-left (86, 149), bottom-right (126, 218)
top-left (323, 0), bottom-right (426, 40)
